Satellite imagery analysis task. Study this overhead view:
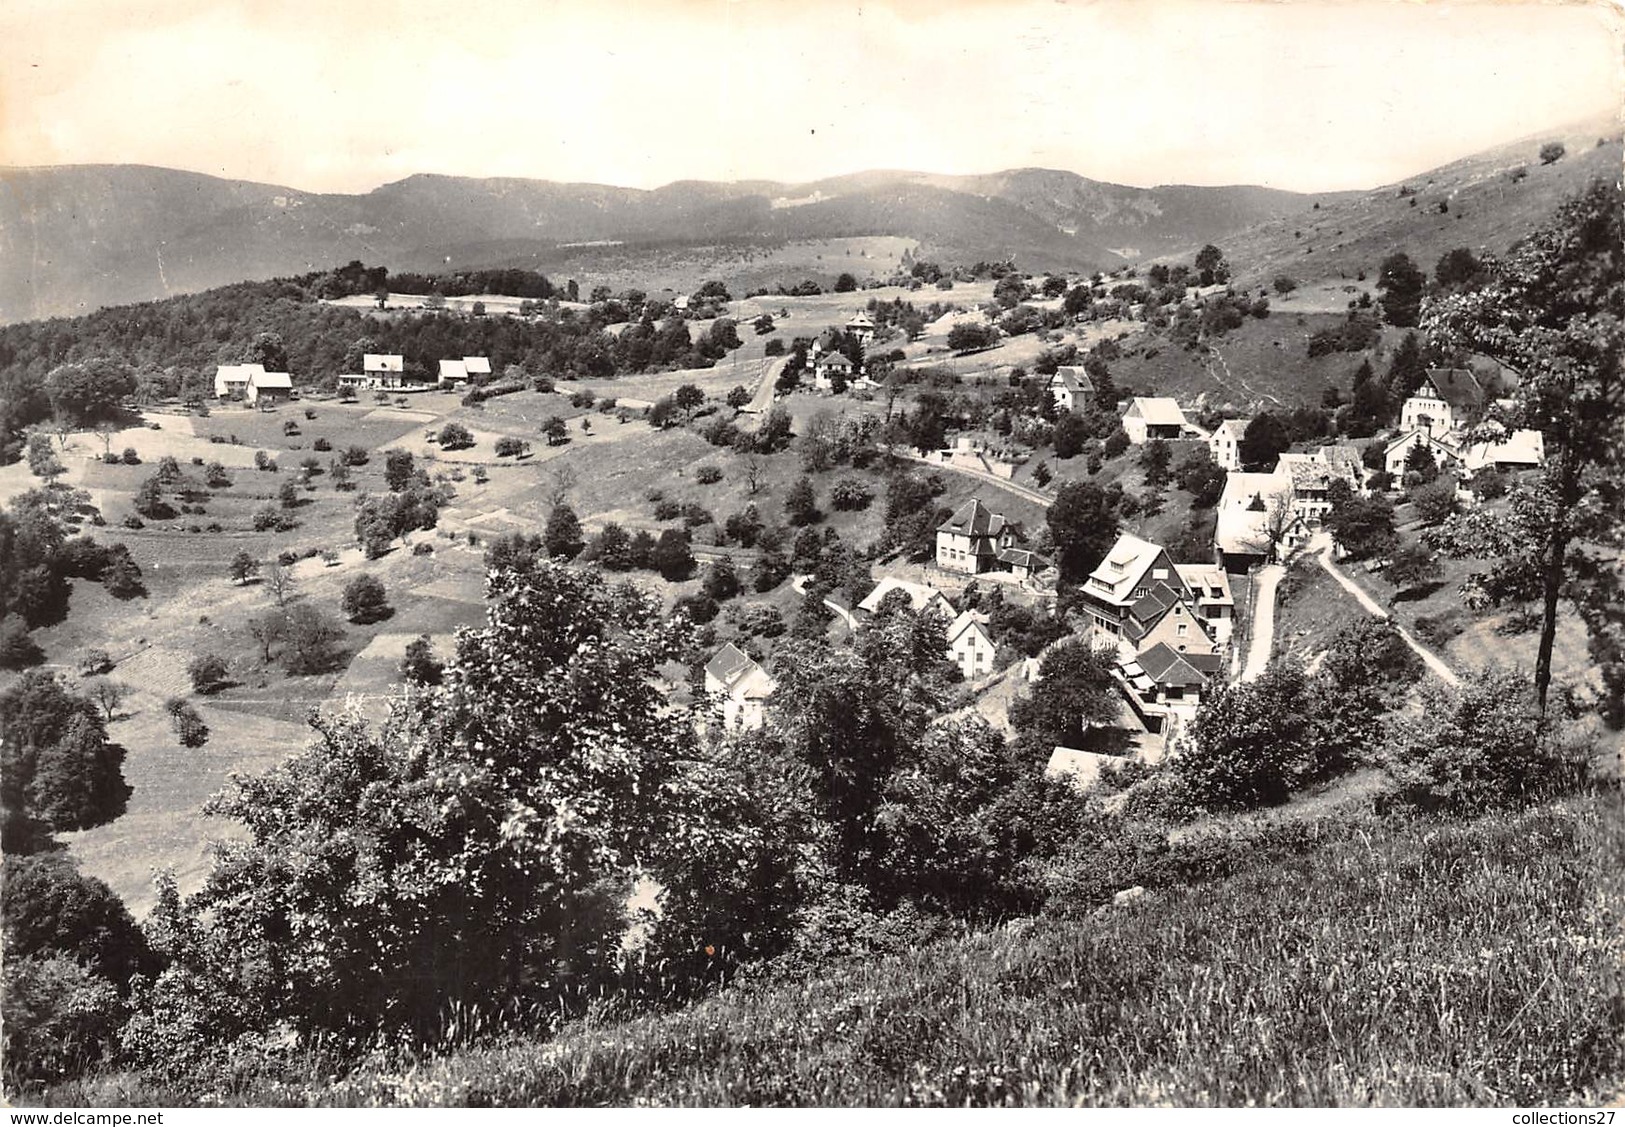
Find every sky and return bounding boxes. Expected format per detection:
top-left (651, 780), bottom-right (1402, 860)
top-left (3, 0), bottom-right (1621, 194)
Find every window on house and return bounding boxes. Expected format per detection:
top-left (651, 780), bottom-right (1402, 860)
top-left (1177, 623), bottom-right (1188, 637)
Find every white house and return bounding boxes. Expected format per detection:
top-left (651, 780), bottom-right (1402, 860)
top-left (462, 356), bottom-right (492, 378)
top-left (214, 363), bottom-right (254, 399)
top-left (1048, 367), bottom-right (1094, 413)
top-left (1384, 429), bottom-right (1463, 478)
top-left (844, 311), bottom-right (876, 345)
top-left (703, 642), bottom-right (776, 731)
top-left (244, 369), bottom-right (292, 405)
top-left (1122, 397), bottom-right (1192, 444)
top-left (1173, 562), bottom-right (1236, 646)
top-left (1214, 469), bottom-right (1310, 569)
top-left (1208, 418), bottom-right (1251, 471)
top-left (1275, 448), bottom-right (1363, 525)
top-left (1080, 532), bottom-right (1186, 640)
top-left (812, 349), bottom-right (854, 390)
top-left (935, 499), bottom-right (1019, 575)
top-left (364, 354), bottom-right (406, 389)
top-left (858, 576), bottom-right (954, 619)
top-left (946, 610), bottom-right (996, 680)
top-left (1399, 368), bottom-right (1486, 439)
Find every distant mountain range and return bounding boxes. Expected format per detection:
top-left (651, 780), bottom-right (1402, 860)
top-left (0, 164), bottom-right (1333, 322)
top-left (2, 114), bottom-right (1616, 324)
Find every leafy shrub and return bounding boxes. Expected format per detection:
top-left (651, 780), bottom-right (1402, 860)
top-left (695, 464), bottom-right (723, 485)
top-left (1382, 667), bottom-right (1590, 812)
top-left (187, 653), bottom-right (229, 694)
top-left (830, 478), bottom-right (875, 511)
top-left (341, 574), bottom-right (391, 624)
top-left (653, 500), bottom-right (681, 521)
top-left (313, 437), bottom-right (332, 452)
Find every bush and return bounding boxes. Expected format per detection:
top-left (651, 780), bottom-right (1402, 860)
top-left (187, 653), bottom-right (230, 694)
top-left (1178, 663), bottom-right (1323, 811)
top-left (494, 436), bottom-right (528, 458)
top-left (165, 698), bottom-right (209, 747)
top-left (829, 477), bottom-right (874, 511)
top-left (400, 634), bottom-right (444, 686)
top-left (695, 464), bottom-right (724, 485)
top-left (654, 500), bottom-right (681, 521)
top-left (437, 422), bottom-right (475, 450)
top-left (1382, 667), bottom-right (1589, 812)
top-left (0, 616), bottom-right (45, 670)
top-left (121, 514), bottom-right (144, 530)
top-left (121, 448), bottom-right (140, 465)
top-left (313, 437), bottom-right (332, 452)
top-left (78, 649), bottom-right (113, 677)
top-left (341, 445), bottom-right (370, 466)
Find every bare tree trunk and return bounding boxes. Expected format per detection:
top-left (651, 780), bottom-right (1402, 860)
top-left (1535, 533), bottom-right (1566, 714)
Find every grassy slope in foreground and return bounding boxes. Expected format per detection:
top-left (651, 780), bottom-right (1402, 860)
top-left (279, 794), bottom-right (1623, 1107)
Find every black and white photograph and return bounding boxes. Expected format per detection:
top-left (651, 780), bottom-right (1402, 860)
top-left (1, 0), bottom-right (1622, 1110)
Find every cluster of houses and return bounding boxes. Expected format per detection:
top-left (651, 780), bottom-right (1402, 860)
top-left (215, 354), bottom-right (495, 401)
top-left (1381, 366), bottom-right (1544, 478)
top-left (808, 312), bottom-right (877, 392)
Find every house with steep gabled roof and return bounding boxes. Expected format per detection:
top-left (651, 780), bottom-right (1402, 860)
top-left (1132, 643), bottom-right (1226, 706)
top-left (1048, 366), bottom-right (1094, 413)
top-left (1461, 428), bottom-right (1545, 475)
top-left (844, 311), bottom-right (876, 344)
top-left (462, 356), bottom-right (492, 377)
top-left (1123, 581), bottom-right (1218, 656)
top-left (703, 642), bottom-right (776, 731)
top-left (1080, 532), bottom-right (1187, 639)
top-left (1400, 367), bottom-right (1485, 439)
top-left (1384, 428), bottom-right (1463, 478)
top-left (946, 610), bottom-right (996, 680)
top-left (438, 359), bottom-right (470, 386)
top-left (1209, 418), bottom-right (1252, 471)
top-left (1122, 397), bottom-right (1192, 444)
top-left (935, 499), bottom-right (1019, 575)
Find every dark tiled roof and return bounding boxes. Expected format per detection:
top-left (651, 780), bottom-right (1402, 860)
top-left (1422, 368), bottom-right (1485, 414)
top-left (938, 499), bottom-right (1009, 540)
top-left (1138, 642), bottom-right (1222, 688)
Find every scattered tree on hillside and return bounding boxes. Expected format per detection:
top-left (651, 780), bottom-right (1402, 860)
top-left (187, 653), bottom-right (230, 695)
top-left (341, 575), bottom-right (391, 624)
top-left (1422, 179), bottom-right (1625, 716)
top-left (1008, 639), bottom-right (1118, 753)
top-left (1539, 141), bottom-right (1566, 165)
top-left (543, 504), bottom-right (585, 560)
top-left (1238, 414), bottom-right (1291, 472)
top-left (1376, 252), bottom-right (1427, 328)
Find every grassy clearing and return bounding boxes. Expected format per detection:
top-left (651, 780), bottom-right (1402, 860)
top-left (1273, 556), bottom-right (1374, 666)
top-left (80, 794), bottom-right (1622, 1106)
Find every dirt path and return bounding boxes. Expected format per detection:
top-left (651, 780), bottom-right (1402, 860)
top-left (1311, 533), bottom-right (1460, 686)
top-left (743, 356), bottom-right (789, 416)
top-left (1240, 564), bottom-right (1285, 681)
top-left (891, 448), bottom-right (1054, 507)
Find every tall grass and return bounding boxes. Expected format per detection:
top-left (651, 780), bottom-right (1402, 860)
top-left (83, 793), bottom-right (1620, 1107)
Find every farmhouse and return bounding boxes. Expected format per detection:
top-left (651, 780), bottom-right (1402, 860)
top-left (1048, 366), bottom-right (1094, 413)
top-left (1208, 418), bottom-right (1251, 472)
top-left (1461, 428), bottom-right (1545, 474)
top-left (463, 356), bottom-right (492, 378)
top-left (245, 369), bottom-right (293, 405)
top-left (858, 576), bottom-right (954, 618)
top-left (364, 353), bottom-right (407, 389)
top-left (438, 360), bottom-right (469, 386)
top-left (946, 610), bottom-right (996, 680)
top-left (1122, 397), bottom-right (1192, 444)
top-left (214, 363), bottom-right (254, 399)
top-left (935, 499), bottom-right (1019, 575)
top-left (703, 643), bottom-right (776, 731)
top-left (1399, 367), bottom-right (1485, 439)
top-left (1214, 470), bottom-right (1310, 569)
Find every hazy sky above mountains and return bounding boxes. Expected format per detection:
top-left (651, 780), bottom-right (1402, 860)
top-left (4, 0), bottom-right (1620, 194)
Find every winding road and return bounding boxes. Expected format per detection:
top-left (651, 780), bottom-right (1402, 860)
top-left (1311, 532), bottom-right (1460, 685)
top-left (1239, 563), bottom-right (1285, 682)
